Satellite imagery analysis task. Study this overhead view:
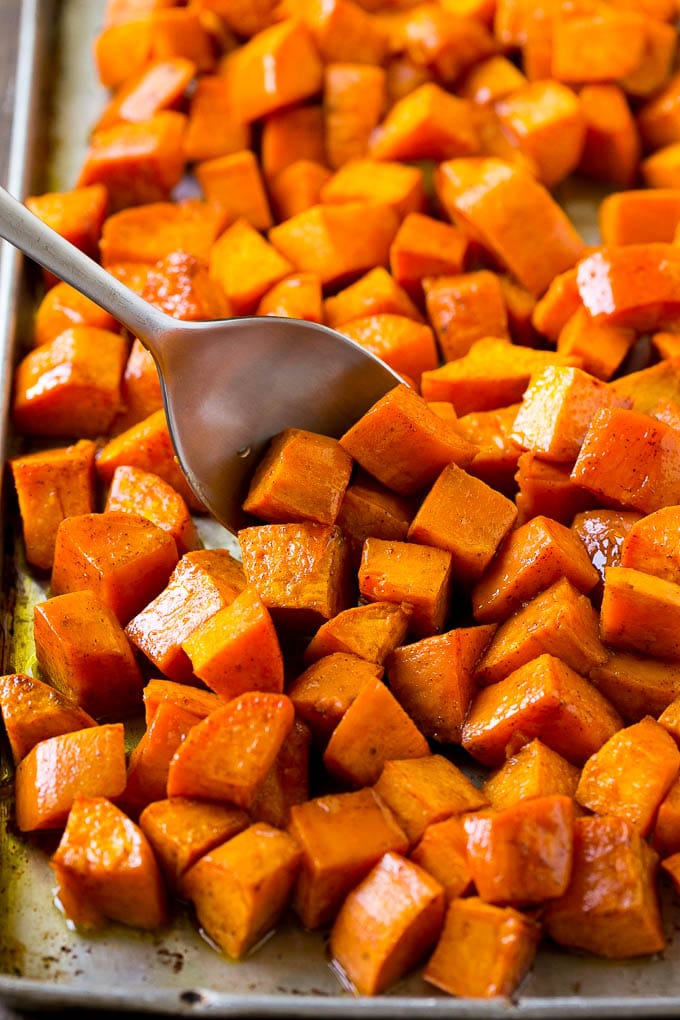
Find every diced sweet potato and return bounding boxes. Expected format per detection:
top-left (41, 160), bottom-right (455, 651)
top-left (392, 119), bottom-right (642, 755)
top-left (483, 739), bottom-right (580, 810)
top-left (288, 652), bottom-right (383, 743)
top-left (601, 566), bottom-right (680, 662)
top-left (410, 815), bottom-right (473, 901)
top-left (104, 464), bottom-right (200, 556)
top-left (0, 673), bottom-right (95, 766)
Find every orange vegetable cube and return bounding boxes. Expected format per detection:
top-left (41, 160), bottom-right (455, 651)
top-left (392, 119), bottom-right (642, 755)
top-left (543, 815), bottom-right (665, 958)
top-left (330, 852), bottom-right (445, 996)
top-left (51, 511), bottom-right (178, 626)
top-left (269, 201), bottom-right (399, 289)
top-left (324, 63), bottom-right (386, 170)
top-left (100, 199), bottom-right (226, 267)
top-left (181, 822), bottom-right (302, 957)
top-left (239, 522), bottom-right (350, 630)
top-left (389, 211), bottom-right (471, 305)
top-left (181, 587), bottom-right (284, 700)
top-left (125, 548), bottom-right (245, 682)
top-left (336, 471), bottom-right (415, 567)
top-left (408, 462), bottom-right (518, 584)
top-left (285, 0), bottom-right (388, 64)
top-left (94, 18), bottom-right (154, 90)
top-left (456, 403), bottom-right (524, 495)
top-left (33, 281), bottom-right (117, 347)
top-left (141, 252), bottom-right (231, 321)
top-left (483, 738), bottom-right (580, 810)
top-left (77, 111), bottom-right (187, 212)
top-left (123, 701), bottom-right (201, 814)
top-left (401, 5), bottom-right (496, 84)
top-left (287, 787), bottom-right (409, 930)
top-left (256, 272), bottom-right (323, 322)
top-left (13, 327), bottom-right (127, 438)
top-left (184, 73), bottom-right (251, 163)
top-left (578, 84), bottom-right (641, 190)
top-left (321, 159), bottom-right (425, 220)
top-left (464, 795), bottom-right (575, 904)
top-left (325, 267), bottom-right (421, 330)
top-left (10, 439), bottom-right (96, 571)
top-left (269, 159), bottom-right (332, 221)
top-left (142, 677), bottom-right (222, 726)
top-left (374, 755), bottom-right (487, 846)
top-left (410, 815), bottom-right (473, 901)
top-left (556, 307), bottom-right (636, 382)
top-left (386, 624), bottom-right (495, 744)
top-left (51, 797), bottom-right (168, 931)
top-left (370, 82), bottom-right (479, 162)
top-left (304, 602), bottom-right (410, 666)
top-left (600, 190), bottom-right (680, 247)
top-left (462, 653), bottom-right (623, 767)
top-left (288, 652), bottom-right (384, 742)
top-left (261, 104), bottom-right (327, 181)
top-left (621, 506), bottom-right (680, 585)
top-left (242, 428), bottom-right (353, 526)
top-left (196, 149), bottom-right (272, 231)
top-left (423, 270), bottom-right (509, 362)
top-left (139, 797), bottom-right (249, 888)
top-left (34, 590), bottom-right (145, 719)
top-left (226, 19), bottom-right (323, 123)
top-left (472, 515), bottom-right (599, 624)
top-left (209, 217), bottom-right (292, 315)
top-left (638, 69), bottom-right (680, 150)
top-left (515, 452), bottom-right (595, 527)
top-left (531, 267), bottom-right (581, 343)
top-left (104, 464), bottom-right (200, 556)
top-left (459, 54), bottom-right (527, 105)
top-left (323, 676), bottom-right (430, 787)
top-left (96, 57), bottom-right (196, 132)
top-left (0, 673), bottom-right (95, 766)
top-left (590, 651), bottom-right (680, 722)
top-left (15, 724), bottom-right (127, 831)
top-left (551, 7), bottom-right (648, 83)
top-left (358, 537), bottom-right (454, 638)
top-left (600, 565), bottom-right (680, 662)
top-left (167, 692), bottom-right (294, 807)
top-left (249, 717), bottom-right (311, 829)
top-left (339, 384), bottom-right (477, 496)
top-left (25, 184), bottom-right (108, 264)
top-left (424, 897), bottom-right (540, 999)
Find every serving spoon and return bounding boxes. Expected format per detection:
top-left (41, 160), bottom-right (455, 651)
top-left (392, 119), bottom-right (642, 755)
top-left (0, 185), bottom-right (403, 532)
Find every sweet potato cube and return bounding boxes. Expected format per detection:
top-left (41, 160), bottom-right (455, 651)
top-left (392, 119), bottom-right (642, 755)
top-left (287, 787), bottom-right (409, 930)
top-left (226, 19), bottom-right (324, 123)
top-left (512, 366), bottom-right (632, 463)
top-left (543, 815), bottom-right (665, 958)
top-left (556, 307), bottom-right (636, 383)
top-left (196, 149), bottom-right (273, 231)
top-left (96, 54), bottom-right (195, 132)
top-left (340, 384), bottom-right (476, 497)
top-left (249, 718), bottom-right (311, 829)
top-left (358, 537), bottom-right (454, 638)
top-left (77, 111), bottom-right (187, 212)
top-left (167, 692), bottom-right (294, 808)
top-left (15, 723), bottom-right (127, 832)
top-left (456, 404), bottom-right (523, 496)
top-left (238, 522), bottom-right (350, 630)
top-left (0, 673), bottom-right (95, 766)
top-left (576, 716), bottom-right (680, 836)
top-left (408, 463), bottom-right (517, 584)
top-left (141, 252), bottom-right (230, 321)
top-left (287, 0), bottom-right (388, 64)
top-left (51, 511), bottom-right (178, 626)
top-left (320, 159), bottom-right (425, 220)
top-left (34, 590), bottom-right (145, 719)
top-left (325, 267), bottom-right (421, 330)
top-left (139, 797), bottom-right (249, 889)
top-left (410, 816), bottom-right (472, 901)
top-left (261, 104), bottom-right (326, 181)
top-left (389, 212), bottom-right (470, 301)
top-left (99, 199), bottom-right (226, 267)
top-left (330, 852), bottom-right (445, 996)
top-left (483, 739), bottom-right (580, 810)
top-left (181, 587), bottom-right (284, 700)
top-left (323, 676), bottom-right (430, 787)
top-left (421, 338), bottom-right (581, 416)
top-left (621, 506), bottom-right (680, 586)
top-left (436, 157), bottom-right (585, 297)
top-left (123, 701), bottom-right (201, 814)
top-left (386, 624), bottom-right (495, 744)
top-left (324, 63), bottom-right (386, 170)
top-left (601, 566), bottom-right (680, 662)
top-left (269, 201), bottom-right (399, 289)
top-left (400, 4), bottom-right (496, 83)
top-left (184, 73), bottom-right (251, 163)
top-left (464, 795), bottom-right (575, 905)
top-left (125, 548), bottom-right (246, 682)
top-left (572, 509), bottom-right (641, 588)
top-left (209, 217), bottom-right (292, 315)
top-left (576, 244), bottom-right (680, 332)
top-left (33, 281), bottom-right (117, 347)
top-left (551, 6), bottom-right (647, 82)
top-left (475, 578), bottom-right (607, 686)
top-left (462, 653), bottom-right (623, 767)
top-left (104, 464), bottom-right (200, 556)
top-left (96, 409), bottom-right (202, 512)
top-left (340, 314), bottom-right (438, 386)
top-left (256, 272), bottom-right (323, 322)
top-left (304, 602), bottom-right (410, 666)
top-left (269, 158), bottom-right (332, 221)
top-left (25, 184), bottom-right (108, 263)
top-left (108, 339), bottom-right (162, 433)
top-left (424, 270), bottom-right (509, 362)
top-left (51, 796), bottom-right (168, 931)
top-left (590, 651), bottom-right (680, 722)
top-left (424, 897), bottom-right (540, 999)
top-left (472, 515), bottom-right (599, 624)
top-left (146, 7), bottom-right (215, 69)
top-left (242, 428), bottom-right (352, 526)
top-left (336, 472), bottom-right (415, 566)
top-left (460, 53), bottom-right (528, 104)
top-left (288, 653), bottom-right (383, 743)
top-left (94, 17), bottom-right (154, 89)
top-left (13, 327), bottom-right (127, 438)
top-left (610, 357), bottom-right (680, 415)
top-left (374, 755), bottom-right (488, 847)
top-left (515, 452), bottom-right (595, 528)
top-left (371, 82), bottom-right (479, 163)
top-left (181, 822), bottom-right (302, 958)
top-left (142, 677), bottom-right (222, 726)
top-left (10, 439), bottom-right (96, 571)
top-left (578, 84), bottom-right (641, 191)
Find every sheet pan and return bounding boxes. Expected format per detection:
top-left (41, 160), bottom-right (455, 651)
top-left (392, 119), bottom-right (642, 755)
top-left (2, 1), bottom-right (680, 1014)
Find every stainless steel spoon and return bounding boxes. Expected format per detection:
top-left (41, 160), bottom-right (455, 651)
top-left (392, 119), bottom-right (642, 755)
top-left (0, 185), bottom-right (402, 532)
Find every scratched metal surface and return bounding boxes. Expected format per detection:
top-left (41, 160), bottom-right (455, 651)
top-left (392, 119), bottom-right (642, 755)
top-left (1, 1), bottom-right (680, 1015)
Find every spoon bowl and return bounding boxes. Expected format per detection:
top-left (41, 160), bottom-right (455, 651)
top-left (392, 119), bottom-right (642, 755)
top-left (0, 186), bottom-right (402, 531)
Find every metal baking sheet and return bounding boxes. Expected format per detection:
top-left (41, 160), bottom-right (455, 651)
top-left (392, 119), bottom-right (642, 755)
top-left (2, 1), bottom-right (680, 1014)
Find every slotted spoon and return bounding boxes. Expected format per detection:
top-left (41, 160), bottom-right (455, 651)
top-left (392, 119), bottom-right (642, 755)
top-left (0, 185), bottom-right (402, 532)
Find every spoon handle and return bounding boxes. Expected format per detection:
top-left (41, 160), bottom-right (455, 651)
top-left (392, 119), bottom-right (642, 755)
top-left (0, 184), bottom-right (169, 351)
